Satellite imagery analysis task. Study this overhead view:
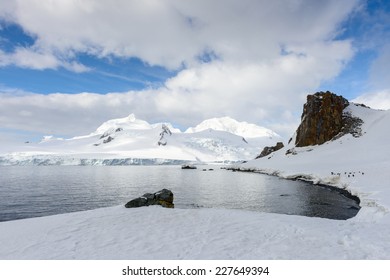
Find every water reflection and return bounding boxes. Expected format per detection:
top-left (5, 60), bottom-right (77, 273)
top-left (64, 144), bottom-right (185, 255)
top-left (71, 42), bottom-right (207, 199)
top-left (0, 166), bottom-right (360, 222)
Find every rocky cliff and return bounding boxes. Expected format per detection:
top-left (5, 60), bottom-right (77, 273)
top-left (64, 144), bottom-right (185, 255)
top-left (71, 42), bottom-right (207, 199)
top-left (294, 91), bottom-right (365, 147)
top-left (295, 91), bottom-right (350, 147)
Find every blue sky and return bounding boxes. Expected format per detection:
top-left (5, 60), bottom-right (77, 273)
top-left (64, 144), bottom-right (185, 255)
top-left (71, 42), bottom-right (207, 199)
top-left (1, 0), bottom-right (390, 143)
top-left (0, 23), bottom-right (175, 93)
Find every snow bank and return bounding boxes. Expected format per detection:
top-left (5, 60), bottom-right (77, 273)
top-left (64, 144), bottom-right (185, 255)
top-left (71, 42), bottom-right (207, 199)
top-left (1, 205), bottom-right (389, 260)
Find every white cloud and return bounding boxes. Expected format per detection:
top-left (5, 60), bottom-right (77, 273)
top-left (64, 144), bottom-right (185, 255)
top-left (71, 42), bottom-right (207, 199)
top-left (1, 0), bottom-right (358, 69)
top-left (369, 44), bottom-right (390, 91)
top-left (0, 0), bottom-right (361, 140)
top-left (0, 47), bottom-right (90, 72)
top-left (1, 47), bottom-right (58, 69)
top-left (352, 90), bottom-right (390, 110)
top-left (0, 39), bottom-right (354, 139)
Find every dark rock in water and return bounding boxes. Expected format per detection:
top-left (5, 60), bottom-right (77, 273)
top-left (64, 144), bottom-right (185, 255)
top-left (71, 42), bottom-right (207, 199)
top-left (256, 142), bottom-right (284, 158)
top-left (181, 164), bottom-right (197, 169)
top-left (125, 189), bottom-right (174, 208)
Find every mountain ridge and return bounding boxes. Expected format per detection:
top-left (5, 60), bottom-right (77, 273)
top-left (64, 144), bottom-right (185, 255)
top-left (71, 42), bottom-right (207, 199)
top-left (0, 115), bottom-right (282, 165)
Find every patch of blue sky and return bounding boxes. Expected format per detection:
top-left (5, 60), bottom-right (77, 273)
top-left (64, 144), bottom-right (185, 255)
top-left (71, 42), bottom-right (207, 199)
top-left (319, 49), bottom-right (377, 99)
top-left (0, 22), bottom-right (177, 94)
top-left (0, 21), bottom-right (35, 52)
top-left (319, 0), bottom-right (390, 99)
top-left (0, 54), bottom-right (177, 94)
top-left (77, 54), bottom-right (177, 92)
top-left (196, 49), bottom-right (220, 63)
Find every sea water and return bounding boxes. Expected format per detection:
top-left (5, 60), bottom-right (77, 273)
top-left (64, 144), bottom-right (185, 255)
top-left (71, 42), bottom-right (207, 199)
top-left (0, 165), bottom-right (360, 221)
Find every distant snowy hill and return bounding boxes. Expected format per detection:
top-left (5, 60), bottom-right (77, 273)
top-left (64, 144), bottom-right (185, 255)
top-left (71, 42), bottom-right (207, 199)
top-left (0, 114), bottom-right (282, 165)
top-left (185, 116), bottom-right (279, 138)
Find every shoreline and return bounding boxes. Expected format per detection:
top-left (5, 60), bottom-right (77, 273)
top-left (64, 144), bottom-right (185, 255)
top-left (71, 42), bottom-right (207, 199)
top-left (226, 166), bottom-right (361, 207)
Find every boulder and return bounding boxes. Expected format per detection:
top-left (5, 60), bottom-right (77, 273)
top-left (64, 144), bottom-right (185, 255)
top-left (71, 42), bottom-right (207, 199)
top-left (125, 189), bottom-right (174, 208)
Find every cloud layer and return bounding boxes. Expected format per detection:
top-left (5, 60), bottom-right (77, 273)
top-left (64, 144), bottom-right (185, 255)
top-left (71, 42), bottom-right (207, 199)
top-left (0, 0), bottom-right (360, 140)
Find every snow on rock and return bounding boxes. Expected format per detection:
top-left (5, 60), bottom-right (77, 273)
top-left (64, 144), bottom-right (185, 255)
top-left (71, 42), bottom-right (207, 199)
top-left (185, 116), bottom-right (279, 139)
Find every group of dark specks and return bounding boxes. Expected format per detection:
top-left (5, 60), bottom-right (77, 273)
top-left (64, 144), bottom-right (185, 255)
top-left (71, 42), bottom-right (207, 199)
top-left (331, 171), bottom-right (365, 177)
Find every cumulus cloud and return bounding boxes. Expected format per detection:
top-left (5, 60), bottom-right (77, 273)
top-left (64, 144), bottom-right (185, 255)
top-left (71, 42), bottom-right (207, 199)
top-left (0, 38), bottom-right (354, 139)
top-left (1, 0), bottom-right (358, 69)
top-left (0, 0), bottom-right (360, 140)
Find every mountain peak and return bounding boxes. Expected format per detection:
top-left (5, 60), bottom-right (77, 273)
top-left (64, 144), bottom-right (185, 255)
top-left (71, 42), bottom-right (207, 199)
top-left (185, 116), bottom-right (279, 139)
top-left (95, 113), bottom-right (151, 134)
top-left (126, 113), bottom-right (137, 122)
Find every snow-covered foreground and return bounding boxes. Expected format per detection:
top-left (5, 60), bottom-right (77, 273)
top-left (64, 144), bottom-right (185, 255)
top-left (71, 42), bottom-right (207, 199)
top-left (1, 104), bottom-right (390, 259)
top-left (0, 205), bottom-right (389, 260)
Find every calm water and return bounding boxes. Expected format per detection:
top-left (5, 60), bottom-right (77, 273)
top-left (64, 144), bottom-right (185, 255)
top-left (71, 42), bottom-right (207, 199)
top-left (0, 166), bottom-right (360, 222)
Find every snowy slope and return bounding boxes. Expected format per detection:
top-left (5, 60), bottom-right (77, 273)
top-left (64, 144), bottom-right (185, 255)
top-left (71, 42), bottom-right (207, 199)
top-left (0, 114), bottom-right (282, 165)
top-left (239, 103), bottom-right (390, 218)
top-left (185, 116), bottom-right (279, 138)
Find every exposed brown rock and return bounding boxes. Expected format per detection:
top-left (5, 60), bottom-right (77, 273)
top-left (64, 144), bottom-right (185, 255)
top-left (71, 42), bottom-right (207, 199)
top-left (256, 142), bottom-right (284, 159)
top-left (295, 91), bottom-right (349, 147)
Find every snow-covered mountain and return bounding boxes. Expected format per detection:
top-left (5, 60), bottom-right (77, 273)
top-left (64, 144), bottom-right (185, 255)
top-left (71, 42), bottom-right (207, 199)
top-left (0, 114), bottom-right (282, 165)
top-left (185, 116), bottom-right (278, 138)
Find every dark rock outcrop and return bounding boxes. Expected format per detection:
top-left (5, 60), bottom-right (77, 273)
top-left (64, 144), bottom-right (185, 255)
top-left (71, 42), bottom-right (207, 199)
top-left (294, 91), bottom-right (365, 147)
top-left (103, 136), bottom-right (114, 144)
top-left (158, 124), bottom-right (172, 146)
top-left (181, 164), bottom-right (197, 169)
top-left (125, 189), bottom-right (174, 208)
top-left (295, 91), bottom-right (349, 147)
top-left (256, 142), bottom-right (284, 159)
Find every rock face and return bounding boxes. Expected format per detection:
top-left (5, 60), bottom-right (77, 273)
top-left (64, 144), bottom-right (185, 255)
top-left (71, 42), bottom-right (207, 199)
top-left (256, 142), bottom-right (284, 158)
top-left (295, 91), bottom-right (349, 147)
top-left (158, 124), bottom-right (172, 146)
top-left (125, 189), bottom-right (174, 208)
